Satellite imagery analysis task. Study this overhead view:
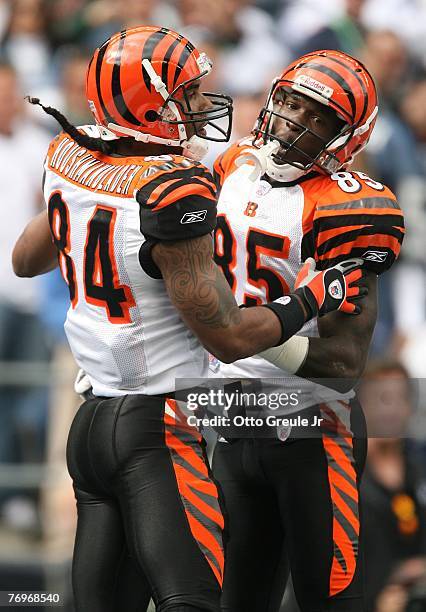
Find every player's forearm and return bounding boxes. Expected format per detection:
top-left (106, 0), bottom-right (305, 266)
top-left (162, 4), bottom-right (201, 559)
top-left (296, 335), bottom-right (367, 391)
top-left (297, 274), bottom-right (377, 389)
top-left (153, 238), bottom-right (280, 360)
top-left (12, 211), bottom-right (58, 277)
top-left (194, 301), bottom-right (285, 363)
top-left (152, 236), bottom-right (313, 363)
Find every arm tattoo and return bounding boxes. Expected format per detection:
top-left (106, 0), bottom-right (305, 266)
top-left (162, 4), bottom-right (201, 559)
top-left (153, 235), bottom-right (242, 329)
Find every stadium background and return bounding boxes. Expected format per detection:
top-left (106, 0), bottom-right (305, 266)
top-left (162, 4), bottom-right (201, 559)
top-left (0, 0), bottom-right (426, 610)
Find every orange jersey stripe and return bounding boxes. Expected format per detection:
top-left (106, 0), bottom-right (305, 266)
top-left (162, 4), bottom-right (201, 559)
top-left (153, 182), bottom-right (216, 211)
top-left (316, 224), bottom-right (373, 247)
top-left (147, 178), bottom-right (182, 206)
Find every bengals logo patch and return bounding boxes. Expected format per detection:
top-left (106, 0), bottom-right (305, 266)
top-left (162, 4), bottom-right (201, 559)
top-left (244, 202), bottom-right (258, 217)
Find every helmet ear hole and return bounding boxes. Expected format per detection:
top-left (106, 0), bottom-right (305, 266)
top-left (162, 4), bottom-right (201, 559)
top-left (145, 110), bottom-right (158, 122)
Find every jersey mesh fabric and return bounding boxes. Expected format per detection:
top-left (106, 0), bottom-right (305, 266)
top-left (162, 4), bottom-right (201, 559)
top-left (211, 143), bottom-right (404, 412)
top-left (44, 132), bottom-right (211, 396)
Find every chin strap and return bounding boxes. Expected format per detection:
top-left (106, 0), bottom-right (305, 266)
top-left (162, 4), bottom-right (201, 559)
top-left (182, 135), bottom-right (209, 161)
top-left (265, 157), bottom-right (308, 182)
top-left (235, 141), bottom-right (280, 181)
top-left (235, 141), bottom-right (311, 183)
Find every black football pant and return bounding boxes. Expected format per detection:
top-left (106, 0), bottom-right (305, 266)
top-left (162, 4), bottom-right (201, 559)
top-left (212, 400), bottom-right (367, 612)
top-left (66, 394), bottom-right (224, 612)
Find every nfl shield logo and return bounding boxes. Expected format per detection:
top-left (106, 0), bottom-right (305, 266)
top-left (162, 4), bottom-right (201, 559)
top-left (244, 202), bottom-right (258, 217)
top-left (328, 279), bottom-right (343, 300)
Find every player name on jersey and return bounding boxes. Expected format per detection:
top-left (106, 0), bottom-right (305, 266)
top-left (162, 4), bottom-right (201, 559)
top-left (49, 136), bottom-right (140, 196)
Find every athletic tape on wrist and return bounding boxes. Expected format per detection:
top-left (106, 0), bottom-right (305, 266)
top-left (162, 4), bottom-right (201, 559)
top-left (259, 335), bottom-right (309, 374)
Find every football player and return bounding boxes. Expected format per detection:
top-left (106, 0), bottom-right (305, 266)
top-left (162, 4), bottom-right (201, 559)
top-left (12, 31), bottom-right (366, 612)
top-left (211, 50), bottom-right (405, 612)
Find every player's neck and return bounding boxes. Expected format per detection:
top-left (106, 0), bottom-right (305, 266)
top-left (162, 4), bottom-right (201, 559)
top-left (112, 140), bottom-right (183, 158)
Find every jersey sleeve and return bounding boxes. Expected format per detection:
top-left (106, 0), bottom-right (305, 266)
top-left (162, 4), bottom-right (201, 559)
top-left (136, 162), bottom-right (217, 242)
top-left (312, 173), bottom-right (405, 275)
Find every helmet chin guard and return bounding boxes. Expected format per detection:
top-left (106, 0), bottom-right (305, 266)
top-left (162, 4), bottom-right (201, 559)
top-left (181, 135), bottom-right (209, 161)
top-left (265, 158), bottom-right (307, 182)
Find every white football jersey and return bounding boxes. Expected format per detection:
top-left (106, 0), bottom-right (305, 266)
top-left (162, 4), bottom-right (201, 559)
top-left (44, 128), bottom-right (217, 396)
top-left (211, 140), bottom-right (404, 413)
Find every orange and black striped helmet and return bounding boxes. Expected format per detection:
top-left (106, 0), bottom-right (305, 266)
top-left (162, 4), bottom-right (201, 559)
top-left (86, 26), bottom-right (232, 154)
top-left (253, 49), bottom-right (378, 174)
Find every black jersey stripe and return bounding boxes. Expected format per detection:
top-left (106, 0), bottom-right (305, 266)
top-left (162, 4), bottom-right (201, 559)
top-left (314, 212), bottom-right (404, 232)
top-left (301, 229), bottom-right (315, 262)
top-left (317, 247), bottom-right (398, 268)
top-left (316, 226), bottom-right (404, 257)
top-left (317, 252), bottom-right (398, 273)
top-left (111, 30), bottom-right (141, 126)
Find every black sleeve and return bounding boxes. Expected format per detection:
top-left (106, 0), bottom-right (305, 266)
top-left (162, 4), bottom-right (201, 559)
top-left (136, 164), bottom-right (217, 278)
top-left (136, 164), bottom-right (217, 242)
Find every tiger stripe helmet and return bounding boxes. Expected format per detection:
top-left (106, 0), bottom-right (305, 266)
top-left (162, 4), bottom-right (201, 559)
top-left (86, 26), bottom-right (232, 156)
top-left (253, 49), bottom-right (378, 175)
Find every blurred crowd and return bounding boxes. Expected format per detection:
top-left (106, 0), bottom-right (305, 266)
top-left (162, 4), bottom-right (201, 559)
top-left (0, 0), bottom-right (426, 610)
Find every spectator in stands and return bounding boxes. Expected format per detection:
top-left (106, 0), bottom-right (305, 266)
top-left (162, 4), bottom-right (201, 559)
top-left (0, 60), bottom-right (51, 528)
top-left (56, 49), bottom-right (92, 126)
top-left (294, 0), bottom-right (367, 57)
top-left (360, 31), bottom-right (422, 356)
top-left (80, 0), bottom-right (179, 50)
top-left (359, 360), bottom-right (426, 611)
top-left (390, 80), bottom-right (426, 373)
top-left (277, 0), bottom-right (341, 55)
top-left (362, 0), bottom-right (426, 67)
top-left (0, 0), bottom-right (53, 92)
top-left (178, 0), bottom-right (286, 96)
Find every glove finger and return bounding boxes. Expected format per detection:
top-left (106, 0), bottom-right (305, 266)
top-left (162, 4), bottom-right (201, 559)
top-left (345, 268), bottom-right (363, 284)
top-left (338, 301), bottom-right (358, 315)
top-left (346, 285), bottom-right (368, 298)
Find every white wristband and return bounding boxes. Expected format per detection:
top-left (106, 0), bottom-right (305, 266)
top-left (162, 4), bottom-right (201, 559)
top-left (259, 336), bottom-right (309, 374)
